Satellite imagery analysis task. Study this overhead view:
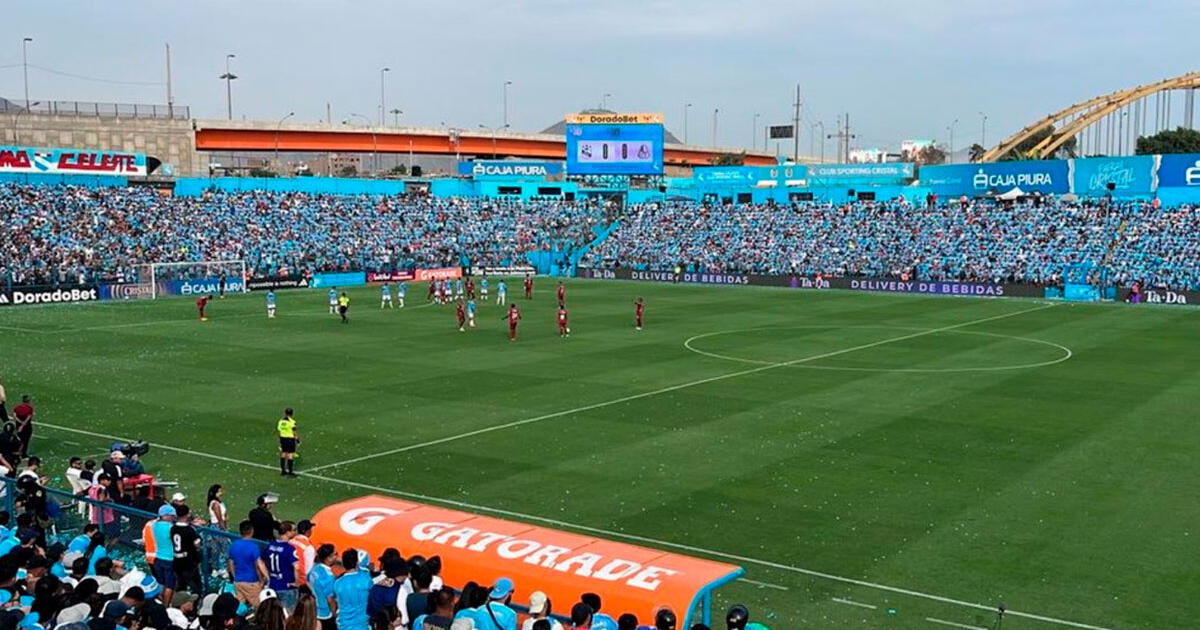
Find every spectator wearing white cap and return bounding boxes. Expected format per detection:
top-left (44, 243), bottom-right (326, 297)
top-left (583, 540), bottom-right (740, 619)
top-left (171, 492), bottom-right (189, 513)
top-left (521, 592), bottom-right (562, 630)
top-left (101, 451), bottom-right (125, 492)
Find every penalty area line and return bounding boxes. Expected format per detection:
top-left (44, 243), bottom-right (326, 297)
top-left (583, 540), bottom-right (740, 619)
top-left (38, 404), bottom-right (1120, 630)
top-left (307, 302), bottom-right (1059, 473)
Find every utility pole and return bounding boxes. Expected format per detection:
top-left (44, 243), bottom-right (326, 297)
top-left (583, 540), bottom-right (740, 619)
top-left (165, 43), bottom-right (174, 118)
top-left (712, 108), bottom-right (719, 148)
top-left (379, 67), bottom-right (390, 125)
top-left (752, 113), bottom-right (759, 151)
top-left (826, 114), bottom-right (855, 162)
top-left (792, 83), bottom-right (801, 162)
top-left (684, 103), bottom-right (692, 144)
top-left (503, 80), bottom-right (512, 129)
top-left (326, 102), bottom-right (332, 125)
top-left (22, 37), bottom-right (33, 109)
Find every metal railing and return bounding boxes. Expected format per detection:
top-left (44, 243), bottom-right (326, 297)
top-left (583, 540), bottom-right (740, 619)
top-left (0, 99), bottom-right (189, 120)
top-left (3, 478), bottom-right (250, 593)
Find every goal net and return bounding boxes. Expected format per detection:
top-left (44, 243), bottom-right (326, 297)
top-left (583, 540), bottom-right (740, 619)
top-left (132, 260), bottom-right (248, 299)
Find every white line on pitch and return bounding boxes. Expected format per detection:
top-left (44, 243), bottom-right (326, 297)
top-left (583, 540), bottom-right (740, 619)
top-left (831, 597), bottom-right (876, 609)
top-left (738, 578), bottom-right (789, 591)
top-left (308, 302), bottom-right (1058, 473)
top-left (0, 324), bottom-right (43, 333)
top-left (37, 408), bottom-right (1121, 630)
top-left (926, 618), bottom-right (986, 630)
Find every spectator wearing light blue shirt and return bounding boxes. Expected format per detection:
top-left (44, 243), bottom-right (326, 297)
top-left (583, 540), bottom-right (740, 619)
top-left (333, 549), bottom-right (373, 630)
top-left (308, 544), bottom-right (339, 630)
top-left (581, 594), bottom-right (617, 630)
top-left (475, 578), bottom-right (517, 630)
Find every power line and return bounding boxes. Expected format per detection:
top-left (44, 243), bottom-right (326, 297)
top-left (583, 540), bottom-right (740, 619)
top-left (26, 63), bottom-right (162, 85)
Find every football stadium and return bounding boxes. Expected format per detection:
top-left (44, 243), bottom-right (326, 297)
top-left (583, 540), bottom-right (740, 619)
top-left (1, 4), bottom-right (1198, 630)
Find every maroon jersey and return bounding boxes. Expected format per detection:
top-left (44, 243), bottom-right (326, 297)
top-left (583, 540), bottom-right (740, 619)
top-left (635, 302), bottom-right (644, 317)
top-left (557, 308), bottom-right (568, 324)
top-left (508, 309), bottom-right (521, 326)
top-left (197, 297), bottom-right (210, 310)
top-left (456, 303), bottom-right (465, 320)
top-left (557, 286), bottom-right (565, 301)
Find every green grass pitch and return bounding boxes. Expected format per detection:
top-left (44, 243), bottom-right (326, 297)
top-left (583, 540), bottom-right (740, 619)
top-left (1, 279), bottom-right (1194, 629)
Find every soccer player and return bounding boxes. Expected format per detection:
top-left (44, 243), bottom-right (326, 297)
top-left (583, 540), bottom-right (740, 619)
top-left (524, 274), bottom-right (534, 299)
top-left (438, 280), bottom-right (449, 305)
top-left (456, 299), bottom-right (467, 332)
top-left (465, 277), bottom-right (475, 300)
top-left (455, 277), bottom-right (465, 298)
top-left (328, 288), bottom-right (339, 315)
top-left (496, 279), bottom-right (508, 306)
top-left (397, 281), bottom-right (407, 308)
top-left (557, 305), bottom-right (569, 337)
top-left (556, 281), bottom-right (566, 307)
top-left (277, 408), bottom-right (299, 477)
top-left (219, 272), bottom-right (228, 298)
top-left (466, 298), bottom-right (477, 328)
top-left (635, 297), bottom-right (645, 330)
top-left (380, 283), bottom-right (393, 309)
top-left (197, 294), bottom-right (212, 321)
top-left (338, 292), bottom-right (350, 324)
top-left (480, 275), bottom-right (490, 300)
top-left (426, 280), bottom-right (436, 303)
top-left (505, 304), bottom-right (521, 341)
top-left (266, 290), bottom-right (277, 318)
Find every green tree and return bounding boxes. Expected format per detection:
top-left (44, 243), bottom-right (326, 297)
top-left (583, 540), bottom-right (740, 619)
top-left (1135, 127), bottom-right (1200, 154)
top-left (968, 143), bottom-right (986, 162)
top-left (389, 164), bottom-right (409, 176)
top-left (337, 165), bottom-right (358, 177)
top-left (916, 144), bottom-right (946, 165)
top-left (248, 168), bottom-right (277, 178)
top-left (710, 152), bottom-right (746, 166)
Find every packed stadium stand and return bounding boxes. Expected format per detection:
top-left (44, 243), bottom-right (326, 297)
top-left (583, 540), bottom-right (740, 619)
top-left (4, 183), bottom-right (1198, 292)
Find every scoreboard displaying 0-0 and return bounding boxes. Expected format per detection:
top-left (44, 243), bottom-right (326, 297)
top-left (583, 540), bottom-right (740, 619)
top-left (565, 112), bottom-right (664, 175)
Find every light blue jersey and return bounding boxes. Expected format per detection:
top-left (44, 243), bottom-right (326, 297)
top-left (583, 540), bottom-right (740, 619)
top-left (266, 291), bottom-right (276, 306)
top-left (481, 278), bottom-right (490, 291)
top-left (398, 282), bottom-right (407, 297)
top-left (467, 300), bottom-right (476, 316)
top-left (381, 284), bottom-right (391, 297)
top-left (497, 281), bottom-right (507, 294)
top-left (328, 289), bottom-right (338, 303)
top-left (455, 279), bottom-right (464, 293)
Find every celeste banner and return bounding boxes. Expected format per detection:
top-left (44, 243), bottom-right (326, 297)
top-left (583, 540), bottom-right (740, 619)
top-left (693, 165), bottom-right (807, 186)
top-left (806, 162), bottom-right (914, 185)
top-left (920, 160), bottom-right (1071, 196)
top-left (1072, 156), bottom-right (1157, 196)
top-left (0, 146), bottom-right (149, 176)
top-left (457, 161), bottom-right (563, 179)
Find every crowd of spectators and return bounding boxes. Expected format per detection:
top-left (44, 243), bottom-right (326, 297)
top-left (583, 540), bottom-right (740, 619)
top-left (0, 185), bottom-right (605, 288)
top-left (0, 374), bottom-right (768, 630)
top-left (5, 182), bottom-right (1196, 291)
top-left (584, 198), bottom-right (1200, 290)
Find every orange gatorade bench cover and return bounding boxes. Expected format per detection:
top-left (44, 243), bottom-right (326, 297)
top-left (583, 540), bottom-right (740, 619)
top-left (311, 495), bottom-right (744, 626)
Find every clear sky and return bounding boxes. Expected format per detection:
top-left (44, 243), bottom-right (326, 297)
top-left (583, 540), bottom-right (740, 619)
top-left (2, 0), bottom-right (1197, 153)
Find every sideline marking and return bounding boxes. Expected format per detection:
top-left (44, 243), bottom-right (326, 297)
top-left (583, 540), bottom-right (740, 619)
top-left (739, 578), bottom-right (789, 591)
top-left (926, 618), bottom-right (987, 630)
top-left (831, 597), bottom-right (876, 610)
top-left (308, 303), bottom-right (1058, 473)
top-left (683, 325), bottom-right (1073, 373)
top-left (39, 410), bottom-right (1123, 629)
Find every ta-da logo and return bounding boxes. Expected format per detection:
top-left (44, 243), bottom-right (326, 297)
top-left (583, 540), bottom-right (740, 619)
top-left (1184, 159), bottom-right (1200, 186)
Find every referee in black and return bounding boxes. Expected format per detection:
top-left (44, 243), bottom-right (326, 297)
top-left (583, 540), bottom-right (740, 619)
top-left (277, 408), bottom-right (299, 477)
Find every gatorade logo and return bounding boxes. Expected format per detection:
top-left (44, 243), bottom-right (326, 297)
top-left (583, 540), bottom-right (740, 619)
top-left (338, 507), bottom-right (401, 536)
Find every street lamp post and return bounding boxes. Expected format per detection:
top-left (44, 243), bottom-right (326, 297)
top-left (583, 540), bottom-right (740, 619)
top-left (390, 109), bottom-right (403, 126)
top-left (10, 101), bottom-right (41, 144)
top-left (379, 67), bottom-right (390, 125)
top-left (816, 121), bottom-right (825, 162)
top-left (274, 111), bottom-right (295, 174)
top-left (503, 80), bottom-right (512, 129)
top-left (479, 123), bottom-right (509, 157)
top-left (602, 93), bottom-right (611, 110)
top-left (979, 111), bottom-right (988, 148)
top-left (948, 118), bottom-right (958, 163)
top-left (712, 108), bottom-right (719, 148)
top-left (684, 103), bottom-right (692, 145)
top-left (220, 54), bottom-right (237, 120)
top-left (347, 113), bottom-right (376, 174)
top-left (752, 113), bottom-right (760, 151)
top-left (22, 37), bottom-right (33, 109)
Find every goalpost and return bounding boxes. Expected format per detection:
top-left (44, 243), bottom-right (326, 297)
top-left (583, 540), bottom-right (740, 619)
top-left (133, 260), bottom-right (249, 299)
